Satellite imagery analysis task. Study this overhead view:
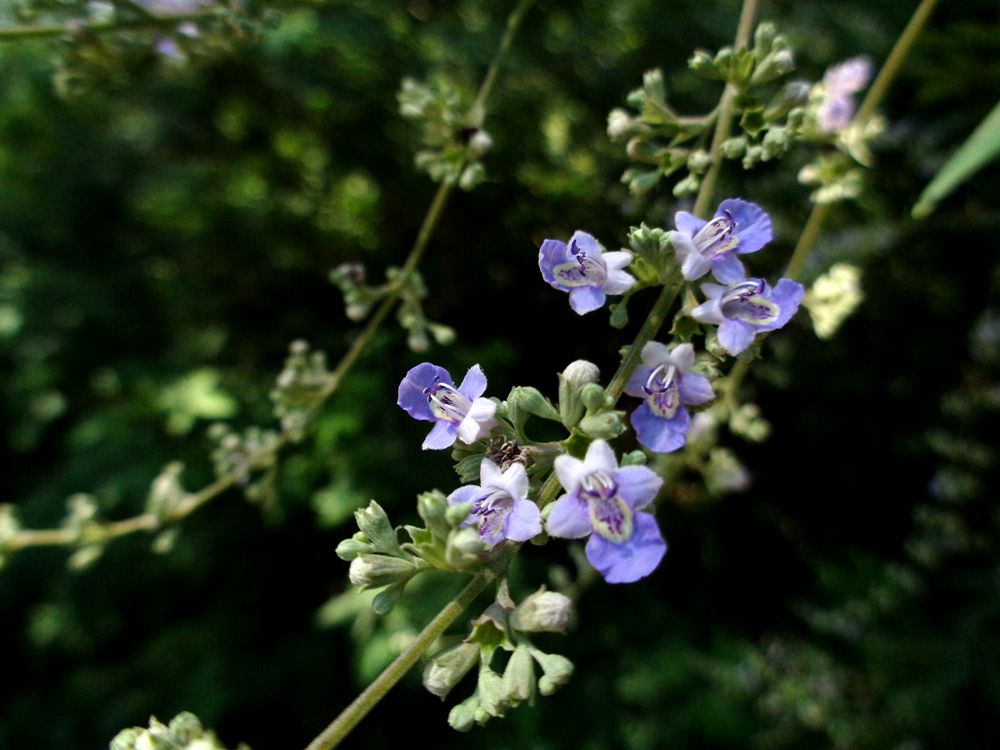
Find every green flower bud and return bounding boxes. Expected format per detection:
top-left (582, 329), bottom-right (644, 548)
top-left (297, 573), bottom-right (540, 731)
top-left (508, 386), bottom-right (561, 423)
top-left (531, 650), bottom-right (574, 696)
top-left (502, 646), bottom-right (536, 703)
top-left (688, 49), bottom-right (722, 80)
top-left (465, 129), bottom-right (493, 159)
top-left (354, 500), bottom-right (398, 553)
top-left (477, 665), bottom-right (509, 717)
top-left (559, 360), bottom-right (601, 428)
top-left (607, 108), bottom-right (635, 141)
top-left (579, 382), bottom-right (607, 413)
top-left (348, 554), bottom-right (419, 589)
top-left (335, 537), bottom-right (373, 561)
top-left (721, 137), bottom-right (747, 159)
top-left (417, 489), bottom-right (450, 539)
top-left (510, 588), bottom-right (574, 633)
top-left (424, 642), bottom-right (480, 698)
top-left (445, 527), bottom-right (487, 570)
top-left (448, 694), bottom-right (481, 732)
top-left (578, 410), bottom-right (626, 440)
top-left (445, 500), bottom-right (473, 529)
top-left (686, 148), bottom-right (712, 174)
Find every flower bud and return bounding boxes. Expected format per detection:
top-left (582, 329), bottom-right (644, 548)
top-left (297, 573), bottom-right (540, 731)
top-left (417, 489), bottom-right (450, 539)
top-left (558, 360), bottom-right (601, 428)
top-left (578, 410), bottom-right (626, 440)
top-left (335, 536), bottom-right (373, 561)
top-left (423, 642), bottom-right (480, 698)
top-left (721, 136), bottom-right (747, 159)
top-left (531, 650), bottom-right (574, 696)
top-left (510, 588), bottom-right (573, 633)
top-left (447, 694), bottom-right (481, 732)
top-left (688, 49), bottom-right (722, 80)
top-left (477, 665), bottom-right (510, 717)
top-left (465, 129), bottom-right (493, 159)
top-left (348, 554), bottom-right (419, 589)
top-left (353, 500), bottom-right (398, 552)
top-left (445, 527), bottom-right (488, 570)
top-left (607, 108), bottom-right (634, 141)
top-left (579, 382), bottom-right (607, 413)
top-left (501, 646), bottom-right (536, 703)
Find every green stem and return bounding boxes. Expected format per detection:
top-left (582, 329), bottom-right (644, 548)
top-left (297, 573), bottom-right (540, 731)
top-left (304, 573), bottom-right (495, 750)
top-left (605, 282), bottom-right (682, 404)
top-left (471, 0), bottom-right (536, 122)
top-left (724, 0), bottom-right (941, 401)
top-left (691, 0), bottom-right (760, 218)
top-left (0, 12), bottom-right (217, 42)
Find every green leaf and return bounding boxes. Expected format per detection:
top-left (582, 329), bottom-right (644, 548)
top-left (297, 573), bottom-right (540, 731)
top-left (913, 100), bottom-right (1000, 219)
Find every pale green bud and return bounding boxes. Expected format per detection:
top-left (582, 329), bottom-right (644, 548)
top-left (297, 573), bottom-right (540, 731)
top-left (445, 527), bottom-right (487, 570)
top-left (510, 588), bottom-right (573, 633)
top-left (335, 537), bottom-right (373, 561)
top-left (477, 666), bottom-right (509, 717)
top-left (424, 642), bottom-right (480, 698)
top-left (447, 694), bottom-right (481, 732)
top-left (578, 410), bottom-right (626, 440)
top-left (688, 49), bottom-right (722, 80)
top-left (354, 500), bottom-right (398, 552)
top-left (417, 489), bottom-right (450, 539)
top-left (445, 500), bottom-right (473, 529)
top-left (607, 108), bottom-right (635, 141)
top-left (559, 360), bottom-right (601, 428)
top-left (687, 149), bottom-right (712, 175)
top-left (721, 137), bottom-right (747, 159)
top-left (508, 386), bottom-right (561, 422)
top-left (348, 554), bottom-right (418, 589)
top-left (532, 650), bottom-right (574, 696)
top-left (502, 646), bottom-right (536, 703)
top-left (579, 382), bottom-right (607, 413)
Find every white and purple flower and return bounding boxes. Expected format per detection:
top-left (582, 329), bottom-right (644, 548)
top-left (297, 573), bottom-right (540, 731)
top-left (447, 459), bottom-right (542, 545)
top-left (538, 231), bottom-right (636, 315)
top-left (624, 342), bottom-right (715, 453)
top-left (668, 198), bottom-right (773, 283)
top-left (817, 56), bottom-right (873, 134)
top-left (397, 363), bottom-right (497, 450)
top-left (691, 277), bottom-right (805, 356)
top-left (546, 440), bottom-right (666, 584)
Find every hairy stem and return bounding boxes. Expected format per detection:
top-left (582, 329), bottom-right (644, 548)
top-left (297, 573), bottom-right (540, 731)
top-left (304, 573), bottom-right (495, 750)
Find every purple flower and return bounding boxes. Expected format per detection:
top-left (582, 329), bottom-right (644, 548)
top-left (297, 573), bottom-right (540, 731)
top-left (539, 231), bottom-right (635, 315)
top-left (447, 459), bottom-right (541, 545)
top-left (546, 440), bottom-right (666, 584)
top-left (817, 57), bottom-right (873, 134)
top-left (668, 199), bottom-right (773, 283)
top-left (397, 363), bottom-right (497, 450)
top-left (624, 342), bottom-right (715, 453)
top-left (691, 277), bottom-right (805, 356)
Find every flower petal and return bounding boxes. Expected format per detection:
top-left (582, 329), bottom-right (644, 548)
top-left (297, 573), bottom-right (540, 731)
top-left (447, 484), bottom-right (482, 508)
top-left (758, 278), bottom-right (805, 332)
top-left (614, 465), bottom-right (663, 510)
top-left (458, 364), bottom-right (488, 400)
top-left (504, 498), bottom-right (542, 542)
top-left (554, 454), bottom-right (585, 493)
top-left (674, 211), bottom-right (707, 236)
top-left (640, 341), bottom-right (672, 367)
top-left (458, 399), bottom-right (496, 444)
top-left (603, 269), bottom-right (636, 296)
top-left (717, 198), bottom-right (772, 255)
top-left (397, 363), bottom-right (452, 422)
top-left (423, 420), bottom-right (459, 450)
top-left (679, 372), bottom-right (714, 405)
top-left (538, 239), bottom-right (573, 287)
top-left (569, 286), bottom-right (606, 315)
top-left (681, 252), bottom-right (712, 282)
top-left (499, 462), bottom-right (529, 500)
top-left (667, 342), bottom-right (695, 371)
top-left (630, 402), bottom-right (690, 453)
top-left (624, 364), bottom-right (654, 399)
top-left (718, 319), bottom-right (755, 356)
top-left (584, 512), bottom-right (666, 583)
top-left (583, 439), bottom-right (618, 474)
top-left (601, 251), bottom-right (633, 272)
top-left (546, 493), bottom-right (591, 539)
top-left (710, 253), bottom-right (746, 284)
top-left (568, 230), bottom-right (603, 257)
top-left (479, 458), bottom-right (502, 487)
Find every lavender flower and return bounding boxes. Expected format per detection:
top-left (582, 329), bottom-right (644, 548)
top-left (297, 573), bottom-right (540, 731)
top-left (538, 231), bottom-right (635, 315)
top-left (624, 342), bottom-right (714, 453)
top-left (668, 199), bottom-right (773, 283)
top-left (397, 363), bottom-right (497, 450)
top-left (817, 57), bottom-right (873, 134)
top-left (691, 278), bottom-right (805, 356)
top-left (546, 440), bottom-right (666, 584)
top-left (447, 459), bottom-right (541, 545)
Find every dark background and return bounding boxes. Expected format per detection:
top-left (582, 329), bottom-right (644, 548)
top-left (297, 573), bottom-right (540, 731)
top-left (1, 0), bottom-right (999, 747)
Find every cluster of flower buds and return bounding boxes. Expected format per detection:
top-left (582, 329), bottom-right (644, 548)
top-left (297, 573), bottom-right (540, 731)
top-left (110, 711), bottom-right (247, 750)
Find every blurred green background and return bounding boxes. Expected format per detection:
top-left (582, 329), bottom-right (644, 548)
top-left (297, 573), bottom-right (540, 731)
top-left (1, 0), bottom-right (999, 748)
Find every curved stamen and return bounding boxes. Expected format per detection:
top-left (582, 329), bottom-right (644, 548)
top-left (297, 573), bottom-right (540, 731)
top-left (423, 382), bottom-right (472, 423)
top-left (722, 278), bottom-right (766, 304)
top-left (580, 470), bottom-right (616, 498)
top-left (643, 363), bottom-right (677, 395)
top-left (693, 212), bottom-right (738, 258)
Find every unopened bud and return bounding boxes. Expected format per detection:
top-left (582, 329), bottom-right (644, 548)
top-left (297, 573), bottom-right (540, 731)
top-left (465, 129), bottom-right (493, 159)
top-left (511, 588), bottom-right (573, 633)
top-left (424, 642), bottom-right (480, 698)
top-left (353, 500), bottom-right (398, 552)
top-left (559, 360), bottom-right (601, 428)
top-left (531, 650), bottom-right (574, 695)
top-left (502, 646), bottom-right (536, 703)
top-left (578, 410), bottom-right (626, 440)
top-left (445, 527), bottom-right (487, 570)
top-left (607, 108), bottom-right (634, 141)
top-left (348, 554), bottom-right (418, 589)
top-left (447, 694), bottom-right (481, 732)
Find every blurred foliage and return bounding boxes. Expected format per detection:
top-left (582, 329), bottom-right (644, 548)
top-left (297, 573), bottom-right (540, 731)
top-left (1, 0), bottom-right (999, 749)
